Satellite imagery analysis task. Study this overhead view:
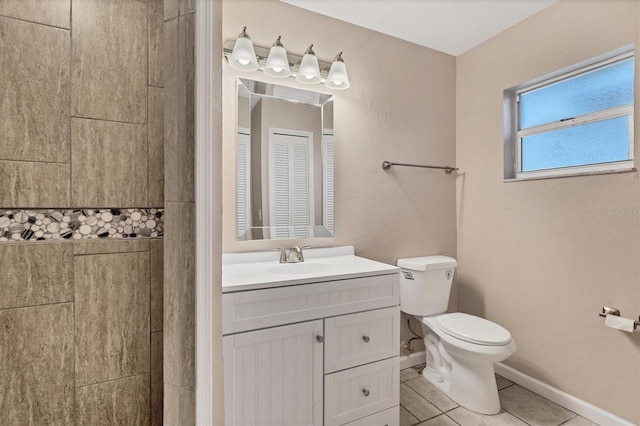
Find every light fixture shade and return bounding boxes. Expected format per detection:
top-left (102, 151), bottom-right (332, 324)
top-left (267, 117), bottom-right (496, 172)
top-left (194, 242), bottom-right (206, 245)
top-left (325, 52), bottom-right (350, 89)
top-left (296, 45), bottom-right (321, 84)
top-left (229, 27), bottom-right (259, 71)
top-left (264, 36), bottom-right (291, 78)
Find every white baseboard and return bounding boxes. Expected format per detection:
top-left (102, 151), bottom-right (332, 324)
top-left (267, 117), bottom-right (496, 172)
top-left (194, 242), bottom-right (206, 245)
top-left (400, 352), bottom-right (632, 425)
top-left (399, 351), bottom-right (426, 370)
top-left (494, 363), bottom-right (634, 426)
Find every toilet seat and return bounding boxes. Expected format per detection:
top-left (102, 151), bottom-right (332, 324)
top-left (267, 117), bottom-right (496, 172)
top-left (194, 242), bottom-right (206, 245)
top-left (435, 313), bottom-right (512, 346)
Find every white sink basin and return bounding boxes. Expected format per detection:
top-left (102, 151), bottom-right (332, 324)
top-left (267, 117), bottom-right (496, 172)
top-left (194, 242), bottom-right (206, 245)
top-left (267, 262), bottom-right (334, 275)
top-left (222, 246), bottom-right (399, 292)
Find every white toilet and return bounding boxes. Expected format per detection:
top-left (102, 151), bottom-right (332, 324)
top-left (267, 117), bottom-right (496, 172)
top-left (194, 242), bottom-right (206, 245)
top-left (397, 255), bottom-right (516, 415)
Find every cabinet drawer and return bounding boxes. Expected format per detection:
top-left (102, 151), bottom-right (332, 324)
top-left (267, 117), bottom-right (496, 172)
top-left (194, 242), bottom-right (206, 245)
top-left (222, 274), bottom-right (399, 334)
top-left (342, 406), bottom-right (399, 426)
top-left (325, 307), bottom-right (400, 373)
top-left (324, 357), bottom-right (399, 426)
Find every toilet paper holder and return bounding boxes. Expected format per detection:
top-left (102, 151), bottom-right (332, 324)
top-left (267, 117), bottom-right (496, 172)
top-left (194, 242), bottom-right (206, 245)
top-left (599, 307), bottom-right (640, 330)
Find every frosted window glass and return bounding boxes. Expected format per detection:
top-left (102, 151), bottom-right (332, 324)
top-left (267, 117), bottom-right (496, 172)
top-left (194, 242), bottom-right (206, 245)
top-left (521, 116), bottom-right (629, 172)
top-left (520, 57), bottom-right (633, 129)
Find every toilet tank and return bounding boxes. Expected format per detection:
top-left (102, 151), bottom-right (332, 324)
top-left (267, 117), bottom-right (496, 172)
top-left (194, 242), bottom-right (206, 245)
top-left (397, 255), bottom-right (457, 316)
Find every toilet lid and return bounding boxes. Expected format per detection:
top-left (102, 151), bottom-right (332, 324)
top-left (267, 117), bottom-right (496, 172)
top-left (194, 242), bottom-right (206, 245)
top-left (435, 313), bottom-right (512, 346)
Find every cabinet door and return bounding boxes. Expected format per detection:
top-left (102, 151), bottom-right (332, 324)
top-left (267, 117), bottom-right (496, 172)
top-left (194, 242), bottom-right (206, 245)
top-left (224, 320), bottom-right (323, 426)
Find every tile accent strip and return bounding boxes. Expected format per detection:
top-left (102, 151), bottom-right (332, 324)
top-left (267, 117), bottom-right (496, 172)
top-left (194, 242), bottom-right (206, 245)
top-left (0, 208), bottom-right (163, 243)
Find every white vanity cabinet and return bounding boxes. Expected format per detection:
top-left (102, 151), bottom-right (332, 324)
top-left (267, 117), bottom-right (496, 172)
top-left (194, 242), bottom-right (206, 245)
top-left (222, 249), bottom-right (401, 426)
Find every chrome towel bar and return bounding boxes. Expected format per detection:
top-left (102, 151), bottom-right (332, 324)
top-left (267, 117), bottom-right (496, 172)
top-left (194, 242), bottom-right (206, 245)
top-left (382, 161), bottom-right (459, 174)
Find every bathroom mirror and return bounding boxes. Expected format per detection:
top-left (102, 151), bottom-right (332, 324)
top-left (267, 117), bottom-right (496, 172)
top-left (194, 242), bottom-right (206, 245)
top-left (236, 78), bottom-right (334, 240)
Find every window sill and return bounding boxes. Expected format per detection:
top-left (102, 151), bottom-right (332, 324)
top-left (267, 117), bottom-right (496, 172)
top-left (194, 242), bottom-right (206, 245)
top-left (504, 165), bottom-right (636, 183)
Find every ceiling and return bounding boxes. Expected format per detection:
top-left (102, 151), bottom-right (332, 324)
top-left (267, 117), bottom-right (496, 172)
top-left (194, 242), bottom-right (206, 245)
top-left (280, 0), bottom-right (558, 56)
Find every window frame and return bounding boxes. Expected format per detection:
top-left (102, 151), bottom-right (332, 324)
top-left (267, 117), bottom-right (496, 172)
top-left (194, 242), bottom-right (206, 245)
top-left (504, 48), bottom-right (635, 182)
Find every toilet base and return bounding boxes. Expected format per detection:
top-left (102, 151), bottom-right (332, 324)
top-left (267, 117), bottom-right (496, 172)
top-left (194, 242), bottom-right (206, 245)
top-left (424, 344), bottom-right (501, 415)
top-left (420, 318), bottom-right (513, 415)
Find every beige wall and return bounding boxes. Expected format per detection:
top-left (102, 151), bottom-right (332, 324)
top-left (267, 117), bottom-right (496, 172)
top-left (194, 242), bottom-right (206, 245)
top-left (222, 0), bottom-right (457, 266)
top-left (456, 0), bottom-right (640, 423)
top-left (0, 0), bottom-right (165, 424)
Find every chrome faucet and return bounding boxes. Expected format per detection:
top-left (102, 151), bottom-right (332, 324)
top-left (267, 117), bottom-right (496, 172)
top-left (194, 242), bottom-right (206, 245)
top-left (274, 245), bottom-right (311, 263)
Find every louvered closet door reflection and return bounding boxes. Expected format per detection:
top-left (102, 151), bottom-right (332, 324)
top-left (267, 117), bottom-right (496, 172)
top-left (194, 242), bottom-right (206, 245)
top-left (322, 134), bottom-right (334, 234)
top-left (269, 132), bottom-right (313, 239)
top-left (237, 132), bottom-right (251, 238)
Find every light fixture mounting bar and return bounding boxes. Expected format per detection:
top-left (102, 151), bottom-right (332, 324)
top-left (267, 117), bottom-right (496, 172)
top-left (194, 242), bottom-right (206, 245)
top-left (223, 40), bottom-right (332, 80)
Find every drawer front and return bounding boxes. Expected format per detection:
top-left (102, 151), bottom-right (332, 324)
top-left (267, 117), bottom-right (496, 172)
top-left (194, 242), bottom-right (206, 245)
top-left (325, 307), bottom-right (400, 373)
top-left (341, 406), bottom-right (399, 426)
top-left (324, 357), bottom-right (399, 426)
top-left (222, 274), bottom-right (399, 334)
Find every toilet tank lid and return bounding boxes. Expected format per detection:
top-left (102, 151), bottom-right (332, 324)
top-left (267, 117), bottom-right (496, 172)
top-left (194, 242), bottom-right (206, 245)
top-left (397, 255), bottom-right (457, 271)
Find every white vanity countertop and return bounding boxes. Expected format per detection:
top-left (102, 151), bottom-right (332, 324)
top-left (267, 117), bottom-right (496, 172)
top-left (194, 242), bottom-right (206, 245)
top-left (222, 246), bottom-right (399, 293)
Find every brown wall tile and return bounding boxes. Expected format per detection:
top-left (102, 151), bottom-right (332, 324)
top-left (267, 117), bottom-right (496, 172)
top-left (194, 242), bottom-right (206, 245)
top-left (0, 17), bottom-right (70, 163)
top-left (149, 0), bottom-right (164, 87)
top-left (164, 18), bottom-right (180, 200)
top-left (0, 243), bottom-right (72, 309)
top-left (164, 14), bottom-right (194, 203)
top-left (73, 239), bottom-right (151, 256)
top-left (149, 87), bottom-right (165, 206)
top-left (75, 252), bottom-right (150, 387)
top-left (164, 0), bottom-right (179, 21)
top-left (71, 118), bottom-right (148, 207)
top-left (75, 374), bottom-right (150, 425)
top-left (71, 0), bottom-right (147, 124)
top-left (164, 384), bottom-right (195, 426)
top-left (150, 239), bottom-right (164, 332)
top-left (180, 0), bottom-right (195, 16)
top-left (151, 331), bottom-right (164, 426)
top-left (0, 161), bottom-right (70, 207)
top-left (164, 202), bottom-right (195, 389)
top-left (0, 303), bottom-right (74, 425)
top-left (180, 13), bottom-right (195, 200)
top-left (0, 0), bottom-right (70, 29)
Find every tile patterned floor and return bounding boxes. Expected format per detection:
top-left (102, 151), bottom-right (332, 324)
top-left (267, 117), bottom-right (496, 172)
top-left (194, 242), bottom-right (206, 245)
top-left (400, 365), bottom-right (599, 426)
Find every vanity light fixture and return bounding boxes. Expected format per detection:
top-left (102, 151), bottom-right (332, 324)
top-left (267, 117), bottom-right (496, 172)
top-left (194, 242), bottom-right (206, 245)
top-left (296, 44), bottom-right (322, 84)
top-left (264, 36), bottom-right (291, 78)
top-left (223, 28), bottom-right (351, 90)
top-left (229, 26), bottom-right (259, 71)
top-left (325, 52), bottom-right (350, 90)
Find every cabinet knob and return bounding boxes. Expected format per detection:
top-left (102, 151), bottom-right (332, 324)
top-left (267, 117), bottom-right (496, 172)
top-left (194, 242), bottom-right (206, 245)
top-left (362, 388), bottom-right (370, 397)
top-left (362, 335), bottom-right (370, 343)
top-left (316, 335), bottom-right (324, 343)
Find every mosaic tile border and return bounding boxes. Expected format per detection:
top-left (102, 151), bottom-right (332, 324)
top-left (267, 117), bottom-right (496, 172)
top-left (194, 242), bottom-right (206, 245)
top-left (0, 208), bottom-right (164, 243)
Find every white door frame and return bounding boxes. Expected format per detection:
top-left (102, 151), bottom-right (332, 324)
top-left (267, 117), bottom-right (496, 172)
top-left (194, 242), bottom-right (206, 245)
top-left (195, 1), bottom-right (220, 425)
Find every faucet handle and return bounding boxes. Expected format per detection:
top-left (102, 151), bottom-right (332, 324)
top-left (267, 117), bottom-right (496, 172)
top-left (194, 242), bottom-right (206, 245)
top-left (297, 245), bottom-right (311, 262)
top-left (273, 247), bottom-right (287, 263)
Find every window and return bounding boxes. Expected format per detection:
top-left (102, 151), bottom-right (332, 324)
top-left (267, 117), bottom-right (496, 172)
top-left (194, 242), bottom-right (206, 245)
top-left (504, 50), bottom-right (634, 180)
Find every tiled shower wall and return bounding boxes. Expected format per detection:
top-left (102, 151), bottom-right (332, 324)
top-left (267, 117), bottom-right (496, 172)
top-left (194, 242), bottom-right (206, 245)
top-left (0, 0), bottom-right (164, 424)
top-left (163, 0), bottom-right (197, 424)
